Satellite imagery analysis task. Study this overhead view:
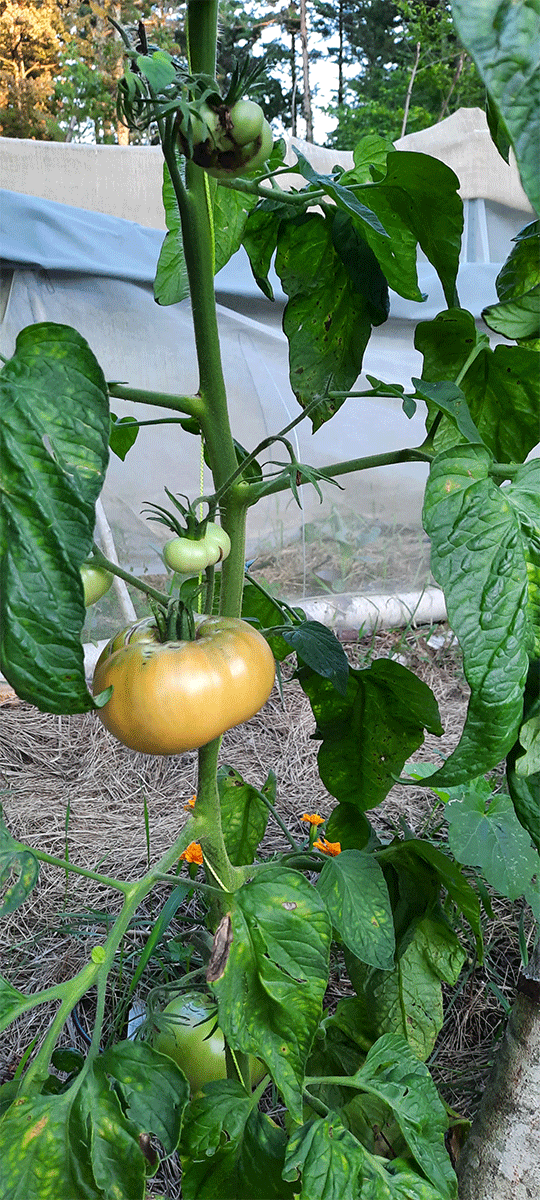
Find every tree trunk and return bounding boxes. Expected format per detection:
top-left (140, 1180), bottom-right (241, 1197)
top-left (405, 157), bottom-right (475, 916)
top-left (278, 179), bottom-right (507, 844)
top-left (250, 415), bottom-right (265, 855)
top-left (401, 42), bottom-right (421, 138)
top-left (338, 0), bottom-right (344, 107)
top-left (299, 0), bottom-right (313, 142)
top-left (457, 938), bottom-right (540, 1199)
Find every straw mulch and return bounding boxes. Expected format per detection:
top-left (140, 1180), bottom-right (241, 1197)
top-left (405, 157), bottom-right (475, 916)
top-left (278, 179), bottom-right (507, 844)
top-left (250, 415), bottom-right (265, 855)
top-left (0, 628), bottom-right (528, 1197)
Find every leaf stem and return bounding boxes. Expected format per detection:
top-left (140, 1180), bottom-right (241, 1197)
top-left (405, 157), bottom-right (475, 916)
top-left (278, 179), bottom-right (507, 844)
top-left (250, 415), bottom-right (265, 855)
top-left (107, 383), bottom-right (203, 418)
top-left (248, 445), bottom-right (433, 502)
top-left (18, 844), bottom-right (129, 894)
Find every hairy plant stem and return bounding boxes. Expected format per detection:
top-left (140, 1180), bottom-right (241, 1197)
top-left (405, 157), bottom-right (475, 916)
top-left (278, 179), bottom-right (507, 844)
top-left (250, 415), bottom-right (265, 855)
top-left (247, 445), bottom-right (433, 502)
top-left (18, 822), bottom-right (195, 1094)
top-left (107, 383), bottom-right (203, 417)
top-left (193, 737), bottom-right (243, 898)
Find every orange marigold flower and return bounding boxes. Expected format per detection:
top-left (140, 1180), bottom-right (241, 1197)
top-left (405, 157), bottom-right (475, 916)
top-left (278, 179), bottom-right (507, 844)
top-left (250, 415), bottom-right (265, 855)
top-left (180, 841), bottom-right (203, 865)
top-left (314, 837), bottom-right (341, 856)
top-left (301, 812), bottom-right (325, 826)
top-left (184, 796), bottom-right (197, 811)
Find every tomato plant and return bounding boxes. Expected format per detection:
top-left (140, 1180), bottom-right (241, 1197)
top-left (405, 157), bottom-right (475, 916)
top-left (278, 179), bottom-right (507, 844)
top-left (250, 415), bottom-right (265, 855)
top-left (92, 614), bottom-right (275, 754)
top-left (152, 991), bottom-right (265, 1093)
top-left (80, 562), bottom-right (113, 606)
top-left (0, 2), bottom-right (539, 1199)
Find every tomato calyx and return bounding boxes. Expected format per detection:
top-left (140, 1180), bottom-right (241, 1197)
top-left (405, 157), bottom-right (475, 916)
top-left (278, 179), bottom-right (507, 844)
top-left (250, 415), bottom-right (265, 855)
top-left (151, 596), bottom-right (197, 644)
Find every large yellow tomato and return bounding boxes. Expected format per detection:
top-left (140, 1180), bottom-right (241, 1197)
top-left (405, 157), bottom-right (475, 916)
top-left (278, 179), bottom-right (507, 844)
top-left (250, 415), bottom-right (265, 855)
top-left (92, 615), bottom-right (275, 755)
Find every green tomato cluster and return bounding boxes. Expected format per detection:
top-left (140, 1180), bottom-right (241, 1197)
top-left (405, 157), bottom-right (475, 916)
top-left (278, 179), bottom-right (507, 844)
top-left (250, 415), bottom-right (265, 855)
top-left (163, 521), bottom-right (231, 574)
top-left (177, 98), bottom-right (273, 179)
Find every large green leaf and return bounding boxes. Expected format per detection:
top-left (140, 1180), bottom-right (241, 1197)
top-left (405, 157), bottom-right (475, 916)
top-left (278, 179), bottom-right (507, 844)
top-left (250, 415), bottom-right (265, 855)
top-left (154, 160), bottom-right (190, 306)
top-left (344, 913), bottom-right (466, 1062)
top-left (275, 213), bottom-right (372, 430)
top-left (180, 1080), bottom-right (296, 1199)
top-left (99, 1040), bottom-right (189, 1156)
top-left (285, 1033), bottom-right (456, 1199)
top-left (217, 764), bottom-right (271, 866)
top-left (0, 1046), bottom-right (188, 1199)
top-left (378, 837), bottom-right (483, 959)
top-left (299, 658), bottom-right (442, 810)
top-left (415, 309), bottom-right (540, 462)
top-left (483, 220), bottom-right (540, 345)
top-left (423, 449), bottom-right (538, 782)
top-left (213, 180), bottom-right (259, 275)
top-left (353, 1034), bottom-right (457, 1199)
top-left (317, 849), bottom-right (395, 969)
top-left (450, 0), bottom-right (540, 211)
top-left (0, 323), bottom-right (109, 712)
top-left (376, 152), bottom-right (462, 308)
top-left (447, 791), bottom-right (540, 917)
top-left (209, 865), bottom-right (331, 1122)
top-left (242, 203), bottom-right (283, 301)
top-left (507, 660), bottom-right (540, 850)
top-left (283, 1113), bottom-right (365, 1200)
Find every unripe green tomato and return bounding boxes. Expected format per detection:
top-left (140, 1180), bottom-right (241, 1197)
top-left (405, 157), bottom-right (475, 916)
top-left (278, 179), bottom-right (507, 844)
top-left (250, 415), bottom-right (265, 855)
top-left (80, 563), bottom-right (113, 606)
top-left (228, 99), bottom-right (265, 147)
top-left (152, 991), bottom-right (266, 1093)
top-left (205, 118), bottom-right (273, 179)
top-left (163, 523), bottom-right (231, 574)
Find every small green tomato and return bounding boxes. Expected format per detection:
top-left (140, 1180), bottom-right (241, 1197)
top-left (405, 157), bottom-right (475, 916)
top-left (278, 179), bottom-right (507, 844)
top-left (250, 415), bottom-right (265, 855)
top-left (228, 99), bottom-right (265, 146)
top-left (80, 563), bottom-right (113, 606)
top-left (163, 522), bottom-right (231, 574)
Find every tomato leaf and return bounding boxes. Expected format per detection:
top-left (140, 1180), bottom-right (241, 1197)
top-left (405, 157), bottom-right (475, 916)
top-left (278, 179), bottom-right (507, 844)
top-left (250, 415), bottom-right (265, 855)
top-left (344, 913), bottom-right (466, 1062)
top-left (99, 1040), bottom-right (189, 1155)
top-left (283, 1113), bottom-right (365, 1199)
top-left (109, 413), bottom-right (139, 460)
top-left (284, 620), bottom-right (349, 696)
top-left (210, 865), bottom-right (331, 1122)
top-left (450, 0), bottom-right (540, 212)
top-left (282, 1096), bottom-right (451, 1199)
top-left (213, 181), bottom-right (258, 275)
top-left (423, 450), bottom-right (539, 783)
top-left (180, 1081), bottom-right (295, 1199)
top-left (507, 659), bottom-right (540, 851)
top-left (241, 579), bottom-right (305, 661)
top-left (340, 151), bottom-right (462, 307)
top-left (325, 803), bottom-right (374, 851)
top-left (317, 849), bottom-right (395, 969)
top-left (415, 309), bottom-right (540, 462)
top-left (353, 1034), bottom-right (457, 1199)
top-left (379, 837), bottom-right (483, 960)
top-left (154, 158), bottom-right (190, 306)
top-left (483, 220), bottom-right (540, 345)
top-left (0, 322), bottom-right (109, 712)
top-left (0, 1043), bottom-right (189, 1199)
top-left (242, 203), bottom-right (283, 301)
top-left (217, 765), bottom-right (272, 866)
top-left (299, 658), bottom-right (442, 810)
top-left (411, 379), bottom-right (484, 445)
top-left (275, 212), bottom-right (373, 430)
top-left (446, 791), bottom-right (540, 917)
top-left (331, 210), bottom-right (390, 325)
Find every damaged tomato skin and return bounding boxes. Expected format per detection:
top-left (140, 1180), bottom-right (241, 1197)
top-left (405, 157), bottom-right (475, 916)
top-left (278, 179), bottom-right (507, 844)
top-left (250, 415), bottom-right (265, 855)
top-left (92, 615), bottom-right (275, 755)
